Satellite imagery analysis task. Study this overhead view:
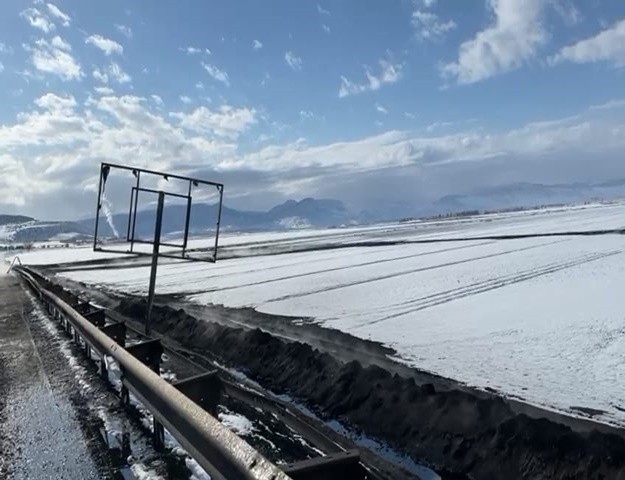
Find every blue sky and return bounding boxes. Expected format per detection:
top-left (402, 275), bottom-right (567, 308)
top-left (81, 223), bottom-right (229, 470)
top-left (1, 0), bottom-right (625, 220)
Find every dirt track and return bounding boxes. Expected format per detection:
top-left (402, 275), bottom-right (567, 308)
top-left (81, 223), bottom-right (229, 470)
top-left (117, 297), bottom-right (625, 480)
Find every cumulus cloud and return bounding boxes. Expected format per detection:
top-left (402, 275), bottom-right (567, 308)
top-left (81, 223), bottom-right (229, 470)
top-left (322, 24), bottom-right (331, 34)
top-left (180, 95), bottom-right (192, 104)
top-left (21, 8), bottom-right (55, 33)
top-left (170, 105), bottom-right (257, 138)
top-left (3, 92), bottom-right (625, 220)
top-left (0, 93), bottom-right (239, 213)
top-left (26, 36), bottom-right (83, 81)
top-left (151, 94), bottom-right (164, 106)
top-left (202, 62), bottom-right (230, 86)
top-left (549, 19), bottom-right (625, 68)
top-left (339, 58), bottom-right (402, 97)
top-left (86, 35), bottom-right (124, 56)
top-left (47, 3), bottom-right (71, 27)
top-left (285, 51), bottom-right (303, 70)
top-left (441, 0), bottom-right (548, 84)
top-left (34, 92), bottom-right (77, 112)
top-left (253, 39), bottom-right (263, 50)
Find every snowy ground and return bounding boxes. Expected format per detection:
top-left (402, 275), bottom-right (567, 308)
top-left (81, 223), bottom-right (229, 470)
top-left (18, 201), bottom-right (625, 427)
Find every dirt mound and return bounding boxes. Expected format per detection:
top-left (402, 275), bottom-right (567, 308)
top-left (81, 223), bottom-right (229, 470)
top-left (118, 299), bottom-right (625, 480)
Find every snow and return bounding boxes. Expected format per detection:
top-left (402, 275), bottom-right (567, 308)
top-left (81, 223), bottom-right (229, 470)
top-left (218, 410), bottom-right (256, 436)
top-left (50, 201), bottom-right (625, 426)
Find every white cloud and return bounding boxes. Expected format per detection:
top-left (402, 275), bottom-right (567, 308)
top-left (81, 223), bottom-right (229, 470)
top-left (426, 121), bottom-right (454, 132)
top-left (4, 92), bottom-right (625, 220)
top-left (202, 62), bottom-right (230, 86)
top-left (375, 103), bottom-right (388, 115)
top-left (86, 35), bottom-right (124, 56)
top-left (0, 94), bottom-right (238, 211)
top-left (257, 133), bottom-right (273, 143)
top-left (27, 37), bottom-right (83, 81)
top-left (181, 46), bottom-right (202, 55)
top-left (0, 43), bottom-right (13, 55)
top-left (46, 3), bottom-right (70, 27)
top-left (0, 62), bottom-right (5, 73)
top-left (180, 95), bottom-right (192, 104)
top-left (108, 62), bottom-right (131, 83)
top-left (553, 1), bottom-right (581, 26)
top-left (115, 24), bottom-right (133, 38)
top-left (589, 99), bottom-right (625, 111)
top-left (285, 51), bottom-right (303, 71)
top-left (322, 24), bottom-right (331, 34)
top-left (94, 86), bottom-right (115, 95)
top-left (195, 81), bottom-right (204, 90)
top-left (261, 72), bottom-right (270, 86)
top-left (299, 110), bottom-right (314, 120)
top-left (93, 63), bottom-right (131, 84)
top-left (549, 19), bottom-right (625, 68)
top-left (412, 10), bottom-right (456, 41)
top-left (170, 105), bottom-right (257, 139)
top-left (253, 39), bottom-right (263, 50)
top-left (21, 8), bottom-right (55, 33)
top-left (441, 0), bottom-right (548, 84)
top-left (93, 68), bottom-right (108, 83)
top-left (339, 58), bottom-right (402, 97)
top-left (51, 36), bottom-right (71, 51)
top-left (317, 4), bottom-right (330, 15)
top-left (151, 94), bottom-right (164, 106)
top-left (34, 92), bottom-right (76, 112)
top-left (405, 112), bottom-right (417, 120)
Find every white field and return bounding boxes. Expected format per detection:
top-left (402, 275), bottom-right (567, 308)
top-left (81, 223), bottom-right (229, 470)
top-left (17, 201), bottom-right (625, 426)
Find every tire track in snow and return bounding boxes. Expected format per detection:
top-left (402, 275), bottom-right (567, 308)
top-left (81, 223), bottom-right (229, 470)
top-left (172, 240), bottom-right (497, 294)
top-left (352, 249), bottom-right (623, 329)
top-left (253, 239), bottom-right (570, 304)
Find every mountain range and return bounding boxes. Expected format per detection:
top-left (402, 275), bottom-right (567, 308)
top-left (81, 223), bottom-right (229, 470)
top-left (3, 180), bottom-right (625, 244)
top-left (0, 198), bottom-right (358, 244)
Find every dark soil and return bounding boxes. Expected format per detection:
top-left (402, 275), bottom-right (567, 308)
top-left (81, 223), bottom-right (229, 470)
top-left (118, 298), bottom-right (625, 480)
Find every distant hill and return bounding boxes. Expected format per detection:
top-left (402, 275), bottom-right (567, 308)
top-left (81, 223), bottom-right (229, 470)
top-left (0, 218), bottom-right (91, 244)
top-left (2, 198), bottom-right (361, 243)
top-left (85, 197), bottom-right (359, 239)
top-left (432, 181), bottom-right (625, 214)
top-left (0, 214), bottom-right (35, 226)
top-left (5, 180), bottom-right (625, 244)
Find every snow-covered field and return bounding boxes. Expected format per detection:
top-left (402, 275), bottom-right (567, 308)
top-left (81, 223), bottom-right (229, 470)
top-left (16, 201), bottom-right (625, 426)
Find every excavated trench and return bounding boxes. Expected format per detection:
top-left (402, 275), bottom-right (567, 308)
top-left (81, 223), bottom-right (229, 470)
top-left (117, 297), bottom-right (625, 480)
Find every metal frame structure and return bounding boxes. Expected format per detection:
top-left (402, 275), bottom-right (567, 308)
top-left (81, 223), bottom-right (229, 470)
top-left (93, 162), bottom-right (224, 333)
top-left (94, 162), bottom-right (224, 262)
